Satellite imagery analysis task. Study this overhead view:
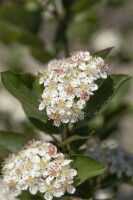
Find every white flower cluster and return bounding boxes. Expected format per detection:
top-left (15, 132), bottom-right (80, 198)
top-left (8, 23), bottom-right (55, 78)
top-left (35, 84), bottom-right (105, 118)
top-left (39, 51), bottom-right (108, 126)
top-left (2, 140), bottom-right (77, 200)
top-left (87, 141), bottom-right (133, 178)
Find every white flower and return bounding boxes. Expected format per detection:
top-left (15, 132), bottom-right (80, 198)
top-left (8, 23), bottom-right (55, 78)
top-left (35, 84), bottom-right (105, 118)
top-left (2, 140), bottom-right (77, 200)
top-left (39, 51), bottom-right (108, 126)
top-left (76, 100), bottom-right (86, 109)
top-left (78, 62), bottom-right (86, 70)
top-left (0, 178), bottom-right (18, 200)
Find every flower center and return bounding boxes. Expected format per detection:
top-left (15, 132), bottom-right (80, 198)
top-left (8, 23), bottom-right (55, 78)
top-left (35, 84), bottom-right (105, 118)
top-left (8, 181), bottom-right (17, 190)
top-left (42, 71), bottom-right (49, 79)
top-left (100, 62), bottom-right (106, 69)
top-left (48, 166), bottom-right (59, 177)
top-left (25, 161), bottom-right (33, 170)
top-left (47, 145), bottom-right (57, 156)
top-left (49, 111), bottom-right (62, 121)
top-left (81, 83), bottom-right (89, 91)
top-left (57, 101), bottom-right (66, 108)
top-left (15, 168), bottom-right (22, 175)
top-left (48, 82), bottom-right (57, 90)
top-left (62, 167), bottom-right (69, 176)
top-left (65, 75), bottom-right (72, 82)
top-left (72, 106), bottom-right (80, 114)
top-left (27, 177), bottom-right (36, 186)
top-left (40, 160), bottom-right (48, 169)
top-left (81, 91), bottom-right (89, 101)
top-left (87, 68), bottom-right (95, 76)
top-left (65, 86), bottom-right (74, 95)
top-left (55, 67), bottom-right (64, 75)
top-left (46, 184), bottom-right (54, 193)
top-left (43, 96), bottom-right (51, 106)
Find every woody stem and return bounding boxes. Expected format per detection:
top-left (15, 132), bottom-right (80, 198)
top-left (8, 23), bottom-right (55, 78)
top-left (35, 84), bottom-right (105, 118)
top-left (61, 124), bottom-right (69, 153)
top-left (62, 124), bottom-right (68, 142)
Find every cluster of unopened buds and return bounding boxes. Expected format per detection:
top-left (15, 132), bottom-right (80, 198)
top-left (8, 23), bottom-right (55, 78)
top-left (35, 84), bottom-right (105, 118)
top-left (39, 51), bottom-right (108, 126)
top-left (2, 140), bottom-right (77, 200)
top-left (87, 140), bottom-right (133, 178)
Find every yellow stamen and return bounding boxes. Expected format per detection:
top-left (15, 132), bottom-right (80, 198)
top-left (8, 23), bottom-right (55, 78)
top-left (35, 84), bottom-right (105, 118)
top-left (40, 160), bottom-right (48, 169)
top-left (27, 177), bottom-right (36, 186)
top-left (43, 96), bottom-right (51, 106)
top-left (87, 68), bottom-right (94, 75)
top-left (46, 185), bottom-right (54, 192)
top-left (72, 106), bottom-right (80, 114)
top-left (57, 101), bottom-right (66, 108)
top-left (25, 161), bottom-right (33, 170)
top-left (66, 86), bottom-right (74, 95)
top-left (81, 83), bottom-right (89, 91)
top-left (48, 82), bottom-right (57, 90)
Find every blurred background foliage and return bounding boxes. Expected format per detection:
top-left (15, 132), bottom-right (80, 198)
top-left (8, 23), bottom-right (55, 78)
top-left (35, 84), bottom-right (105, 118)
top-left (0, 0), bottom-right (133, 199)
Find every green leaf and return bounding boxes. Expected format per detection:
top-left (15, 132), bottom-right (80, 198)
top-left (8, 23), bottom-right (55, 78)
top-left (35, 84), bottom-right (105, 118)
top-left (27, 117), bottom-right (60, 134)
top-left (0, 130), bottom-right (29, 160)
top-left (22, 104), bottom-right (47, 124)
top-left (86, 74), bottom-right (131, 117)
top-left (1, 71), bottom-right (61, 134)
top-left (72, 74), bottom-right (132, 131)
top-left (1, 71), bottom-right (47, 124)
top-left (94, 47), bottom-right (114, 59)
top-left (31, 47), bottom-right (54, 63)
top-left (0, 2), bottom-right (42, 33)
top-left (59, 181), bottom-right (93, 199)
top-left (71, 0), bottom-right (102, 13)
top-left (70, 155), bottom-right (106, 186)
top-left (17, 31), bottom-right (42, 47)
top-left (0, 21), bottom-right (42, 47)
top-left (60, 135), bottom-right (89, 145)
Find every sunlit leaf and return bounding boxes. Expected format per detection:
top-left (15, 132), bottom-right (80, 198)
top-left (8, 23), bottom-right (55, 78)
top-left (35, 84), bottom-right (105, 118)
top-left (1, 71), bottom-right (47, 124)
top-left (70, 155), bottom-right (106, 186)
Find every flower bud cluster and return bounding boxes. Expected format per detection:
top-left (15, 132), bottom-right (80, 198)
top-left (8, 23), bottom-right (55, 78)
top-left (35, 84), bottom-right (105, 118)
top-left (39, 51), bottom-right (108, 126)
top-left (2, 140), bottom-right (77, 200)
top-left (87, 140), bottom-right (133, 178)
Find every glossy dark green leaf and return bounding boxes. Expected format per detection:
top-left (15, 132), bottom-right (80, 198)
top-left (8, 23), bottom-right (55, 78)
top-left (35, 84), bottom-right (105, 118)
top-left (1, 71), bottom-right (62, 134)
top-left (0, 130), bottom-right (29, 159)
top-left (27, 117), bottom-right (60, 134)
top-left (74, 180), bottom-right (93, 199)
top-left (94, 47), bottom-right (114, 59)
top-left (72, 74), bottom-right (132, 131)
top-left (1, 71), bottom-right (47, 124)
top-left (70, 155), bottom-right (106, 186)
top-left (86, 74), bottom-right (131, 118)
